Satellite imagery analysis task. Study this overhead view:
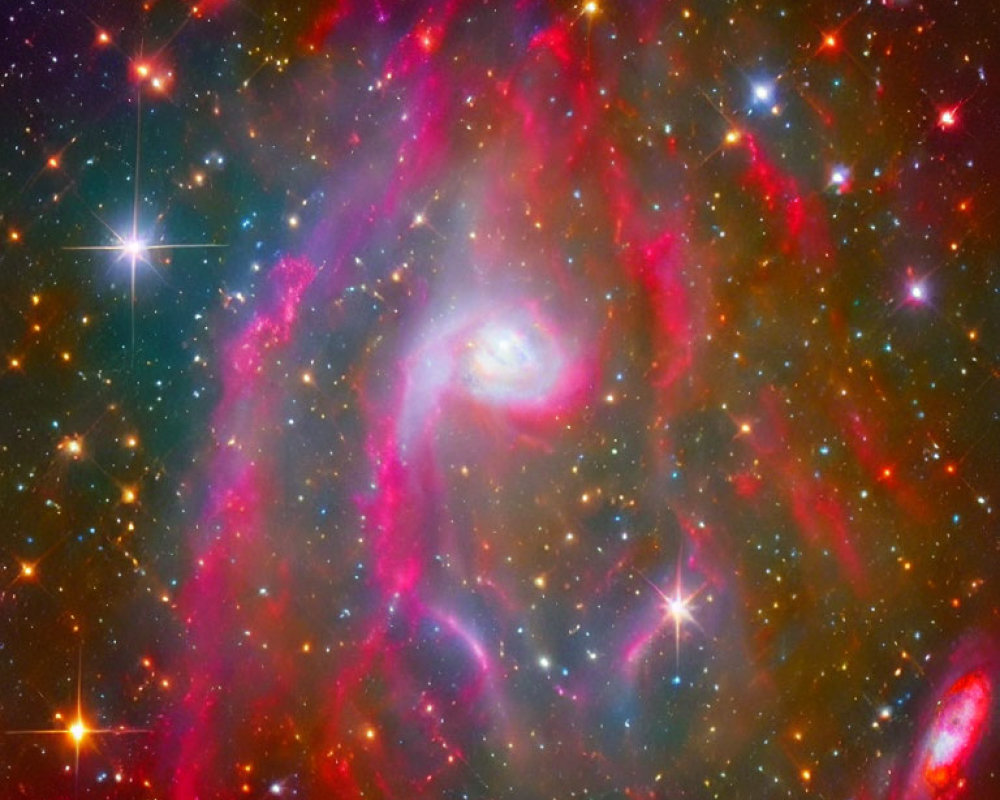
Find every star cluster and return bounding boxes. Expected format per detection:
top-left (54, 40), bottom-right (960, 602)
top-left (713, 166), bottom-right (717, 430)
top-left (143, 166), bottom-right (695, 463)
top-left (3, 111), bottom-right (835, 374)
top-left (1, 1), bottom-right (999, 798)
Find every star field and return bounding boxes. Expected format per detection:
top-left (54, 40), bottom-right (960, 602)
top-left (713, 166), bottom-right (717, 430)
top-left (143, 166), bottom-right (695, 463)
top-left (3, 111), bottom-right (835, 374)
top-left (1, 1), bottom-right (999, 798)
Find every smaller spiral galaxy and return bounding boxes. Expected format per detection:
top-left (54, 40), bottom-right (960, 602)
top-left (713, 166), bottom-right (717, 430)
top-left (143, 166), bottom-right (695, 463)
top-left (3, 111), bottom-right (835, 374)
top-left (889, 636), bottom-right (999, 800)
top-left (920, 670), bottom-right (992, 794)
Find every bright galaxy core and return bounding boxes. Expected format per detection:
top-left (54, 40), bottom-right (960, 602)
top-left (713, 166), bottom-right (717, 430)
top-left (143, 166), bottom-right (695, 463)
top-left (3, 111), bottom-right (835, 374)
top-left (463, 316), bottom-right (563, 407)
top-left (1, 1), bottom-right (999, 799)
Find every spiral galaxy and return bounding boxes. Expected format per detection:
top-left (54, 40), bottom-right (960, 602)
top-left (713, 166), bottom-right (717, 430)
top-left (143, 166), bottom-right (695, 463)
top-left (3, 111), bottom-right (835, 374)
top-left (1, 1), bottom-right (998, 798)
